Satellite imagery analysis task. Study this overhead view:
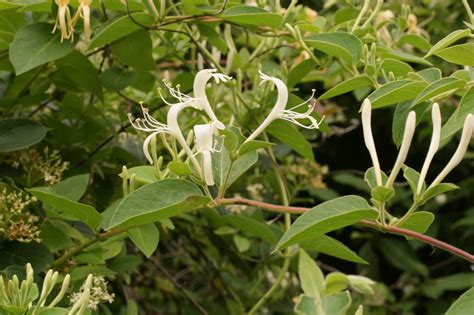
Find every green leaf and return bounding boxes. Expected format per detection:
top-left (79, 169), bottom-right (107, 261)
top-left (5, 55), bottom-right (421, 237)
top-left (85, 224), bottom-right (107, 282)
top-left (402, 165), bottom-right (423, 195)
top-left (128, 223), bottom-right (160, 258)
top-left (392, 101), bottom-right (430, 146)
top-left (319, 75), bottom-right (373, 100)
top-left (368, 80), bottom-right (427, 108)
top-left (305, 32), bottom-right (363, 64)
top-left (40, 222), bottom-right (74, 253)
top-left (267, 120), bottom-right (315, 161)
top-left (420, 183), bottom-right (459, 204)
top-left (127, 166), bottom-right (159, 185)
top-left (0, 242), bottom-right (52, 272)
top-left (395, 34), bottom-right (431, 51)
top-left (220, 6), bottom-right (283, 28)
top-left (111, 29), bottom-right (155, 71)
top-left (212, 144), bottom-right (258, 187)
top-left (100, 67), bottom-right (139, 91)
top-left (288, 59), bottom-right (318, 88)
top-left (294, 294), bottom-right (318, 315)
top-left (371, 186), bottom-right (395, 203)
top-left (299, 249), bottom-right (325, 296)
top-left (89, 13), bottom-right (155, 49)
top-left (422, 273), bottom-right (474, 299)
top-left (9, 23), bottom-right (74, 75)
top-left (322, 291), bottom-right (351, 315)
top-left (377, 239), bottom-right (428, 276)
top-left (0, 9), bottom-right (27, 50)
top-left (220, 129), bottom-right (239, 152)
top-left (0, 118), bottom-right (48, 152)
top-left (440, 87), bottom-right (474, 145)
top-left (425, 29), bottom-right (471, 57)
top-left (434, 43), bottom-right (474, 67)
top-left (413, 77), bottom-right (466, 105)
top-left (50, 174), bottom-right (90, 201)
top-left (300, 235), bottom-right (368, 264)
top-left (324, 273), bottom-right (349, 295)
top-left (399, 211), bottom-right (434, 234)
top-left (168, 161), bottom-right (192, 176)
top-left (27, 187), bottom-right (102, 229)
top-left (222, 215), bottom-right (278, 245)
top-left (106, 179), bottom-right (210, 229)
top-left (417, 68), bottom-right (442, 83)
top-left (54, 51), bottom-right (104, 101)
top-left (276, 196), bottom-right (377, 250)
top-left (380, 59), bottom-right (413, 77)
top-left (233, 234), bottom-right (250, 252)
top-left (378, 46), bottom-right (432, 65)
top-left (364, 167), bottom-right (388, 189)
top-left (238, 140), bottom-right (273, 156)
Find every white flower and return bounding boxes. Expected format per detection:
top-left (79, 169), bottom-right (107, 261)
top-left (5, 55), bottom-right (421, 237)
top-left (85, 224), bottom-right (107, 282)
top-left (361, 98), bottom-right (383, 186)
top-left (52, 0), bottom-right (73, 42)
top-left (193, 123), bottom-right (218, 186)
top-left (429, 114), bottom-right (474, 188)
top-left (245, 71), bottom-right (322, 143)
top-left (417, 103), bottom-right (441, 195)
top-left (193, 69), bottom-right (232, 130)
top-left (386, 111), bottom-right (416, 187)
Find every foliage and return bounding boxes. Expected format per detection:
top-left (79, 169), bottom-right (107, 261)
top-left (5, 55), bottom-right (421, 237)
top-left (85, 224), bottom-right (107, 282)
top-left (0, 0), bottom-right (473, 314)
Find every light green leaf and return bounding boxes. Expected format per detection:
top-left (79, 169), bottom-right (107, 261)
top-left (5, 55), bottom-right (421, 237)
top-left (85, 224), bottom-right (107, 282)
top-left (434, 43), bottom-right (474, 67)
top-left (220, 6), bottom-right (283, 28)
top-left (392, 101), bottom-right (430, 146)
top-left (396, 34), bottom-right (431, 51)
top-left (322, 291), bottom-right (351, 315)
top-left (368, 80), bottom-right (427, 108)
top-left (50, 174), bottom-right (89, 201)
top-left (276, 196), bottom-right (377, 250)
top-left (238, 140), bottom-right (274, 156)
top-left (417, 68), bottom-right (442, 83)
top-left (364, 167), bottom-right (388, 189)
top-left (267, 120), bottom-right (315, 161)
top-left (299, 249), bottom-right (325, 296)
top-left (440, 87), bottom-right (474, 145)
top-left (0, 118), bottom-right (48, 152)
top-left (300, 235), bottom-right (368, 264)
top-left (27, 187), bottom-right (102, 229)
top-left (233, 234), bottom-right (250, 252)
top-left (222, 215), bottom-right (278, 245)
top-left (128, 223), bottom-right (160, 258)
top-left (288, 59), bottom-right (318, 88)
top-left (212, 144), bottom-right (258, 187)
top-left (305, 32), bottom-right (363, 64)
top-left (106, 179), bottom-right (210, 229)
top-left (371, 186), bottom-right (395, 203)
top-left (89, 13), bottom-right (155, 49)
top-left (402, 165), bottom-right (423, 195)
top-left (168, 161), bottom-right (192, 176)
top-left (100, 67), bottom-right (139, 91)
top-left (413, 77), bottom-right (466, 105)
top-left (399, 211), bottom-right (434, 234)
top-left (420, 183), bottom-right (459, 204)
top-left (128, 166), bottom-right (159, 185)
top-left (324, 273), bottom-right (349, 295)
top-left (425, 29), bottom-right (471, 57)
top-left (380, 59), bottom-right (413, 77)
top-left (9, 23), bottom-right (74, 75)
top-left (319, 75), bottom-right (373, 100)
top-left (111, 29), bottom-right (155, 71)
top-left (378, 46), bottom-right (432, 65)
top-left (294, 294), bottom-right (318, 315)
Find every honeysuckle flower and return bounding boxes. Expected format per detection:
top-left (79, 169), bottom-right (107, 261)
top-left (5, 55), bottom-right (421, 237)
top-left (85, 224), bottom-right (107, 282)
top-left (193, 123), bottom-right (218, 186)
top-left (386, 111), bottom-right (416, 187)
top-left (71, 0), bottom-right (93, 39)
top-left (417, 103), bottom-right (441, 195)
top-left (53, 0), bottom-right (73, 42)
top-left (245, 71), bottom-right (322, 143)
top-left (193, 69), bottom-right (232, 130)
top-left (361, 98), bottom-right (383, 186)
top-left (429, 114), bottom-right (474, 188)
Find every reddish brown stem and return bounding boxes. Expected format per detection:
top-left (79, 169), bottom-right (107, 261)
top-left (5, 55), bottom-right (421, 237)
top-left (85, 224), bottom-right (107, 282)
top-left (216, 198), bottom-right (474, 263)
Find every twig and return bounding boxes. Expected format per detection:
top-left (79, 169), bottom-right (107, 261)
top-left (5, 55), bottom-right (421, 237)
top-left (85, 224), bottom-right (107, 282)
top-left (215, 197), bottom-right (474, 263)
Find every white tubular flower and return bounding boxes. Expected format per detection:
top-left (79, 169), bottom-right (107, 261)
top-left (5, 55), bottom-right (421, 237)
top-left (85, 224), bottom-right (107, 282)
top-left (193, 69), bottom-right (232, 130)
top-left (245, 71), bottom-right (322, 143)
top-left (361, 98), bottom-right (383, 186)
top-left (386, 111), bottom-right (416, 187)
top-left (128, 104), bottom-right (170, 165)
top-left (53, 0), bottom-right (73, 42)
top-left (429, 114), bottom-right (474, 188)
top-left (71, 0), bottom-right (93, 39)
top-left (417, 103), bottom-right (441, 195)
top-left (194, 124), bottom-right (217, 186)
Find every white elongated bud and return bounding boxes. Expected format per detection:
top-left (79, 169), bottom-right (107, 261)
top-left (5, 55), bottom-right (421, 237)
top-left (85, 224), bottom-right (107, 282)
top-left (417, 103), bottom-right (441, 195)
top-left (194, 124), bottom-right (216, 186)
top-left (361, 99), bottom-right (383, 186)
top-left (386, 111), bottom-right (416, 187)
top-left (429, 114), bottom-right (474, 188)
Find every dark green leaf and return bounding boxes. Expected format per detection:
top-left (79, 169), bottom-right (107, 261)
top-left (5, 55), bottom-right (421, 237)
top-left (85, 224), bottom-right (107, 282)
top-left (128, 223), bottom-right (160, 258)
top-left (238, 140), bottom-right (273, 155)
top-left (267, 120), bottom-right (315, 161)
top-left (301, 235), bottom-right (368, 264)
top-left (111, 29), bottom-right (155, 71)
top-left (0, 242), bottom-right (52, 272)
top-left (0, 118), bottom-right (48, 152)
top-left (222, 215), bottom-right (278, 245)
top-left (100, 67), bottom-right (139, 91)
top-left (319, 75), bottom-right (373, 100)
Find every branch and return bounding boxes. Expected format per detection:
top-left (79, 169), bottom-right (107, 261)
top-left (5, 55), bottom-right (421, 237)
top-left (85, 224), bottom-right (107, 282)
top-left (216, 198), bottom-right (474, 263)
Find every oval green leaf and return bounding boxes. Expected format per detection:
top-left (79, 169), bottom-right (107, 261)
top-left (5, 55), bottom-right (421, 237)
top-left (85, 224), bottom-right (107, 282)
top-left (220, 6), bottom-right (283, 28)
top-left (413, 77), bottom-right (466, 105)
top-left (319, 75), bottom-right (373, 99)
top-left (305, 32), bottom-right (363, 65)
top-left (0, 118), bottom-right (48, 152)
top-left (368, 80), bottom-right (428, 108)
